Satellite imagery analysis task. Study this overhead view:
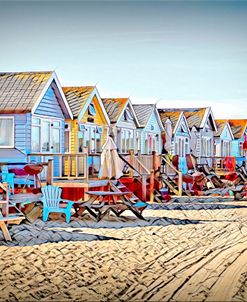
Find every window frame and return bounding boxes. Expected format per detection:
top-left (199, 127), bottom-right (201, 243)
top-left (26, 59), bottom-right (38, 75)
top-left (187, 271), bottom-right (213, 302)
top-left (0, 116), bottom-right (15, 148)
top-left (31, 115), bottom-right (62, 153)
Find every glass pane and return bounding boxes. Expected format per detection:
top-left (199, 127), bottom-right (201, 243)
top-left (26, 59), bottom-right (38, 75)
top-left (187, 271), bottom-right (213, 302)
top-left (84, 128), bottom-right (90, 152)
top-left (0, 118), bottom-right (13, 147)
top-left (32, 117), bottom-right (40, 125)
top-left (95, 130), bottom-right (101, 153)
top-left (52, 128), bottom-right (60, 152)
top-left (31, 126), bottom-right (40, 152)
top-left (65, 131), bottom-right (70, 153)
top-left (41, 121), bottom-right (50, 152)
top-left (53, 121), bottom-right (60, 128)
top-left (78, 131), bottom-right (84, 153)
top-left (90, 127), bottom-right (96, 153)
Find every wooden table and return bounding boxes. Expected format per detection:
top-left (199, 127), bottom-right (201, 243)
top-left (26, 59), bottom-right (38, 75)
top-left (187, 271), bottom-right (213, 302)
top-left (9, 193), bottom-right (42, 210)
top-left (79, 191), bottom-right (146, 221)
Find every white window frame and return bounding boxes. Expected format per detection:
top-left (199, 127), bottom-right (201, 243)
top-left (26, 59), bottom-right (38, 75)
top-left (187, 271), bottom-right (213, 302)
top-left (174, 136), bottom-right (189, 157)
top-left (31, 115), bottom-right (62, 153)
top-left (78, 123), bottom-right (102, 154)
top-left (118, 128), bottom-right (135, 154)
top-left (64, 122), bottom-right (71, 153)
top-left (0, 116), bottom-right (15, 148)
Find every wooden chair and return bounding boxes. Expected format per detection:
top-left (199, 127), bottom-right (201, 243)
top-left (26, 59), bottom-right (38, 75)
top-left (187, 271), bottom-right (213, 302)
top-left (40, 185), bottom-right (74, 223)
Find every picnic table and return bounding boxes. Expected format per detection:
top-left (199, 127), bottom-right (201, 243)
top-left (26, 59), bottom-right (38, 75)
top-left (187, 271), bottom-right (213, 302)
top-left (76, 191), bottom-right (146, 221)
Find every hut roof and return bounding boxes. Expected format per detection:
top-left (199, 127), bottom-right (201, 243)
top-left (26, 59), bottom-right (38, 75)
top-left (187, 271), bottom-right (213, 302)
top-left (0, 71), bottom-right (53, 113)
top-left (62, 86), bottom-right (95, 118)
top-left (132, 104), bottom-right (155, 127)
top-left (101, 98), bottom-right (129, 123)
top-left (228, 119), bottom-right (247, 139)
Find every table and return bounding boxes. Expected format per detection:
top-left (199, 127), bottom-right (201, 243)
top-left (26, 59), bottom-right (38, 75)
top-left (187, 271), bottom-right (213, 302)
top-left (77, 191), bottom-right (146, 221)
top-left (9, 193), bottom-right (42, 210)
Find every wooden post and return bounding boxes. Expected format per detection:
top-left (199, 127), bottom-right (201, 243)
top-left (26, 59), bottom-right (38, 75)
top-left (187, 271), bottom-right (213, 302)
top-left (1, 183), bottom-right (9, 217)
top-left (129, 149), bottom-right (134, 177)
top-left (150, 169), bottom-right (155, 203)
top-left (178, 171), bottom-right (183, 196)
top-left (47, 159), bottom-right (54, 185)
top-left (142, 174), bottom-right (147, 201)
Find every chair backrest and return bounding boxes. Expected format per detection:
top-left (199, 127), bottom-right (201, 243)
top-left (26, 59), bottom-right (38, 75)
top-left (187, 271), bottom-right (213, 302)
top-left (1, 165), bottom-right (9, 173)
top-left (41, 185), bottom-right (62, 208)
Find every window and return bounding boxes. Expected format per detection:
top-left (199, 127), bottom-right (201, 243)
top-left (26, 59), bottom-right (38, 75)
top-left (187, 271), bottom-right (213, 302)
top-left (118, 128), bottom-right (134, 153)
top-left (64, 123), bottom-right (70, 153)
top-left (78, 124), bottom-right (102, 154)
top-left (0, 117), bottom-right (14, 148)
top-left (31, 117), bottom-right (61, 153)
top-left (124, 109), bottom-right (134, 121)
top-left (175, 137), bottom-right (189, 157)
top-left (88, 103), bottom-right (96, 116)
top-left (202, 137), bottom-right (212, 157)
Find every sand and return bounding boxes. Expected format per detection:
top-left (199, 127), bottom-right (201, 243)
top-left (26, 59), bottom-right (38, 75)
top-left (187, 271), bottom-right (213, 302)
top-left (1, 201), bottom-right (247, 301)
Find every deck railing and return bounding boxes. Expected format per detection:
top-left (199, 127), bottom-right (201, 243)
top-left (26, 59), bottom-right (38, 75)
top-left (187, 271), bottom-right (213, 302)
top-left (27, 153), bottom-right (88, 182)
top-left (160, 155), bottom-right (183, 196)
top-left (121, 150), bottom-right (157, 202)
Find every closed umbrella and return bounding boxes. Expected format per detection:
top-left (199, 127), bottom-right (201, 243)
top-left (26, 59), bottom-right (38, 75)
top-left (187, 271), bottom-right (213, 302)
top-left (99, 136), bottom-right (125, 179)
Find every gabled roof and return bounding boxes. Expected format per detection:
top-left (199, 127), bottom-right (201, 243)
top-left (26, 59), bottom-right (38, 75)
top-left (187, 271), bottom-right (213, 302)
top-left (214, 119), bottom-right (234, 139)
top-left (0, 71), bottom-right (73, 118)
top-left (158, 109), bottom-right (182, 131)
top-left (63, 86), bottom-right (110, 124)
top-left (62, 86), bottom-right (95, 118)
top-left (101, 98), bottom-right (129, 123)
top-left (228, 119), bottom-right (247, 139)
top-left (133, 104), bottom-right (154, 127)
top-left (159, 107), bottom-right (217, 131)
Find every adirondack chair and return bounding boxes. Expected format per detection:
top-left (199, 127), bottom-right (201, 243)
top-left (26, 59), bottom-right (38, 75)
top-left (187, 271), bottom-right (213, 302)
top-left (40, 185), bottom-right (74, 223)
top-left (0, 166), bottom-right (15, 195)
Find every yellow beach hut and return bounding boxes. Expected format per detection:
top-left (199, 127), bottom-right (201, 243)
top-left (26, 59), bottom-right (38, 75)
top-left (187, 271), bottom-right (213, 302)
top-left (63, 86), bottom-right (110, 176)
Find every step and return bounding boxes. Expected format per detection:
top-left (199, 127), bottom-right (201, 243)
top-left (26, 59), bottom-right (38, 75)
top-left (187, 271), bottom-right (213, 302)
top-left (130, 196), bottom-right (139, 202)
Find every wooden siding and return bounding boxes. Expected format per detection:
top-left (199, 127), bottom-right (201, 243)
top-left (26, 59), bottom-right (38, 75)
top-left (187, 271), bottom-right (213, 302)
top-left (0, 113), bottom-right (30, 156)
top-left (140, 111), bottom-right (162, 154)
top-left (35, 85), bottom-right (64, 118)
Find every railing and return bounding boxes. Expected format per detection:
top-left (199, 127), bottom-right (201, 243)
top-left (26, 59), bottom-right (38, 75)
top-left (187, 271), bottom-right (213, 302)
top-left (120, 150), bottom-right (155, 202)
top-left (160, 155), bottom-right (183, 196)
top-left (27, 153), bottom-right (88, 182)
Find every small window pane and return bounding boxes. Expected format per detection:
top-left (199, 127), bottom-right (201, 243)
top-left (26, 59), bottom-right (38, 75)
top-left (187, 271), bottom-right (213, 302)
top-left (32, 118), bottom-right (40, 125)
top-left (53, 121), bottom-right (60, 128)
top-left (31, 126), bottom-right (40, 152)
top-left (65, 131), bottom-right (70, 153)
top-left (0, 118), bottom-right (14, 147)
top-left (52, 128), bottom-right (60, 152)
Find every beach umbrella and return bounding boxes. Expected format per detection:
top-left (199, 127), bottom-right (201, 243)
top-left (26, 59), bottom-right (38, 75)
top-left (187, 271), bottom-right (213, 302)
top-left (164, 121), bottom-right (173, 152)
top-left (98, 136), bottom-right (125, 179)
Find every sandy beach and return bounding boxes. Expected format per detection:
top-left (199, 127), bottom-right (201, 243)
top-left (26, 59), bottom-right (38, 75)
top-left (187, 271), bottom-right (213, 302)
top-left (1, 201), bottom-right (247, 301)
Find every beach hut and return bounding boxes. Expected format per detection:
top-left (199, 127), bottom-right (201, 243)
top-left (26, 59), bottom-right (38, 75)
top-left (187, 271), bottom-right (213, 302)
top-left (101, 98), bottom-right (139, 154)
top-left (228, 119), bottom-right (247, 166)
top-left (170, 107), bottom-right (217, 165)
top-left (158, 110), bottom-right (191, 157)
top-left (0, 71), bottom-right (73, 175)
top-left (62, 86), bottom-right (110, 175)
top-left (214, 120), bottom-right (234, 157)
top-left (133, 104), bottom-right (164, 155)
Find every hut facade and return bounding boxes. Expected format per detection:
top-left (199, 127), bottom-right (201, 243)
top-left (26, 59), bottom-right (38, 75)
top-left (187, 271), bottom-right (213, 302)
top-left (102, 98), bottom-right (139, 154)
top-left (133, 104), bottom-right (163, 154)
top-left (0, 71), bottom-right (73, 176)
top-left (228, 119), bottom-right (247, 166)
top-left (63, 86), bottom-right (110, 175)
top-left (214, 120), bottom-right (234, 157)
top-left (158, 110), bottom-right (191, 157)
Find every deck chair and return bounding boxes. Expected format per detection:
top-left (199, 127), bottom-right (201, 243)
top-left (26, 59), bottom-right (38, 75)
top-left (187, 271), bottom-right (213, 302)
top-left (0, 166), bottom-right (15, 195)
top-left (40, 185), bottom-right (74, 223)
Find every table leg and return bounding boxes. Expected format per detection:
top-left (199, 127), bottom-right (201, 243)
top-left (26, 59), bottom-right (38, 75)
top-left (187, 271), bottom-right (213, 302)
top-left (0, 221), bottom-right (12, 241)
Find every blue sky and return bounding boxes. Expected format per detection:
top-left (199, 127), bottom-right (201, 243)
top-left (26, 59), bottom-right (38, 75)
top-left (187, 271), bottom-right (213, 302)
top-left (0, 1), bottom-right (246, 118)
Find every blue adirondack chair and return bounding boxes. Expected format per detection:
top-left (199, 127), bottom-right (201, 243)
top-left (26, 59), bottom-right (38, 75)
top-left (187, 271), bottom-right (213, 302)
top-left (40, 185), bottom-right (74, 223)
top-left (0, 166), bottom-right (15, 195)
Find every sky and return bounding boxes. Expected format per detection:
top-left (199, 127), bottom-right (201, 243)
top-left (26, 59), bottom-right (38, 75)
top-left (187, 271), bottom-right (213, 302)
top-left (0, 0), bottom-right (246, 118)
